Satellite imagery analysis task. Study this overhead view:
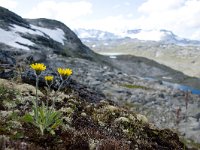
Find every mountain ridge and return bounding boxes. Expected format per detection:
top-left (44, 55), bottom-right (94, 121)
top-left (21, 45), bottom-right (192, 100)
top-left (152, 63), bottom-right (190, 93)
top-left (74, 28), bottom-right (200, 46)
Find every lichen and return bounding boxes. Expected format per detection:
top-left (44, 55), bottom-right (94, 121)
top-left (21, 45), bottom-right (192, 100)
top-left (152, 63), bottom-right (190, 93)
top-left (136, 114), bottom-right (148, 124)
top-left (114, 117), bottom-right (130, 123)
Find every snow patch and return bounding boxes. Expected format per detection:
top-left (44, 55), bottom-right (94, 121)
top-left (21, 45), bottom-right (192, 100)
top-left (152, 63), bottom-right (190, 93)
top-left (13, 25), bottom-right (44, 36)
top-left (0, 28), bottom-right (34, 50)
top-left (31, 25), bottom-right (65, 45)
top-left (99, 32), bottom-right (105, 39)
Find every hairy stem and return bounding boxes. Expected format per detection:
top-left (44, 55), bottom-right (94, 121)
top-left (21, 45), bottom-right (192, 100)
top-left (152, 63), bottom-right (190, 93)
top-left (35, 75), bottom-right (39, 122)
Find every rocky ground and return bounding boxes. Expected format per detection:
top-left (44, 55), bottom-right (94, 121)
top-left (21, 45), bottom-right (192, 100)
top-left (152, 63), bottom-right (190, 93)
top-left (58, 56), bottom-right (200, 145)
top-left (1, 50), bottom-right (200, 149)
top-left (16, 55), bottom-right (199, 149)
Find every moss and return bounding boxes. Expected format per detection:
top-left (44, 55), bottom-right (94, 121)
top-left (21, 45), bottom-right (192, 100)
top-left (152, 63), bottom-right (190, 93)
top-left (103, 105), bottom-right (119, 112)
top-left (123, 102), bottom-right (144, 112)
top-left (0, 84), bottom-right (17, 101)
top-left (121, 84), bottom-right (150, 90)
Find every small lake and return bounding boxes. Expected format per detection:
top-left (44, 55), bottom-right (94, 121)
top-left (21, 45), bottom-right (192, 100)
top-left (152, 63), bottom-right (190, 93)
top-left (144, 77), bottom-right (200, 95)
top-left (99, 52), bottom-right (124, 59)
top-left (99, 52), bottom-right (124, 56)
top-left (162, 81), bottom-right (200, 95)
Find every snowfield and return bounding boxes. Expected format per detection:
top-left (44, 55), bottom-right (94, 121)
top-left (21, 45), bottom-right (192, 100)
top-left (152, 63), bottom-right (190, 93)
top-left (31, 25), bottom-right (65, 45)
top-left (0, 24), bottom-right (66, 50)
top-left (0, 28), bottom-right (34, 50)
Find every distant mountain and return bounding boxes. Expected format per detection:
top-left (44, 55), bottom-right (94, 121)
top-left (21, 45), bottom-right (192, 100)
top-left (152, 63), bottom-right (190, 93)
top-left (75, 28), bottom-right (200, 46)
top-left (123, 29), bottom-right (200, 46)
top-left (74, 28), bottom-right (121, 41)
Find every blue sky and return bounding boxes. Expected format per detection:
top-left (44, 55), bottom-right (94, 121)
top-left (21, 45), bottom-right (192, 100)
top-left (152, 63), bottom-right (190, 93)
top-left (1, 0), bottom-right (200, 40)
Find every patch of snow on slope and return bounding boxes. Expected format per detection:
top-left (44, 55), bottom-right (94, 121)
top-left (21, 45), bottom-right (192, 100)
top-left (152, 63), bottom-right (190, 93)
top-left (99, 32), bottom-right (106, 39)
top-left (13, 25), bottom-right (44, 36)
top-left (32, 25), bottom-right (65, 45)
top-left (0, 28), bottom-right (34, 50)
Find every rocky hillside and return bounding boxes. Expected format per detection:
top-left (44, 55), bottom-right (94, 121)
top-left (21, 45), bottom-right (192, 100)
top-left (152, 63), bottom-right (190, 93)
top-left (0, 6), bottom-right (200, 149)
top-left (0, 6), bottom-right (108, 62)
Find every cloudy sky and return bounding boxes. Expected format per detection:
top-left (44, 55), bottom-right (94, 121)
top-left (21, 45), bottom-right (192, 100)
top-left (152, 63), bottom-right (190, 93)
top-left (1, 0), bottom-right (200, 40)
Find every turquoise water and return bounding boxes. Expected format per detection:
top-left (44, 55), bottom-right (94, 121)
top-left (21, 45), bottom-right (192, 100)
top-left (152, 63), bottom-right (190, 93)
top-left (144, 77), bottom-right (200, 95)
top-left (178, 85), bottom-right (200, 95)
top-left (162, 81), bottom-right (200, 95)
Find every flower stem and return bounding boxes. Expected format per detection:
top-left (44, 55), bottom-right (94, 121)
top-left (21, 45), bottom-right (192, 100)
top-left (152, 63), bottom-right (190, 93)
top-left (52, 77), bottom-right (69, 109)
top-left (47, 84), bottom-right (51, 109)
top-left (36, 75), bottom-right (39, 105)
top-left (35, 75), bottom-right (39, 121)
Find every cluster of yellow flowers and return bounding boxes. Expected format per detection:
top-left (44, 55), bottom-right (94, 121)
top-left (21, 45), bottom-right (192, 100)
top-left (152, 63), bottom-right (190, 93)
top-left (30, 63), bottom-right (72, 81)
top-left (57, 68), bottom-right (72, 77)
top-left (28, 63), bottom-right (71, 135)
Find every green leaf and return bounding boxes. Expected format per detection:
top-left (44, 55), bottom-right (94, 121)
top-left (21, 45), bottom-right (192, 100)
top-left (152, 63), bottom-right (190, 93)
top-left (12, 132), bottom-right (24, 139)
top-left (153, 131), bottom-right (159, 135)
top-left (51, 119), bottom-right (62, 129)
top-left (23, 114), bottom-right (34, 123)
top-left (39, 124), bottom-right (44, 135)
top-left (23, 105), bottom-right (62, 135)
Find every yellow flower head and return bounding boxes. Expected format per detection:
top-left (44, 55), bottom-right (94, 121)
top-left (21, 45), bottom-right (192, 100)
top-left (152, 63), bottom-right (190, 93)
top-left (57, 68), bottom-right (72, 78)
top-left (30, 63), bottom-right (46, 75)
top-left (45, 75), bottom-right (54, 81)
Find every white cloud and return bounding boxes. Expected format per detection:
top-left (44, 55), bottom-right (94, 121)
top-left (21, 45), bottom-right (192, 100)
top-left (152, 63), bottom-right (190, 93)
top-left (113, 4), bottom-right (120, 9)
top-left (138, 0), bottom-right (185, 13)
top-left (124, 2), bottom-right (130, 6)
top-left (77, 15), bottom-right (136, 34)
top-left (136, 0), bottom-right (200, 40)
top-left (25, 1), bottom-right (92, 23)
top-left (72, 0), bottom-right (200, 40)
top-left (127, 13), bottom-right (133, 18)
top-left (0, 0), bottom-right (18, 9)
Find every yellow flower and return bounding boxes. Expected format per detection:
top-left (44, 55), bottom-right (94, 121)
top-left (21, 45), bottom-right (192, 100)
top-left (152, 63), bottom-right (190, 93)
top-left (45, 76), bottom-right (54, 81)
top-left (57, 68), bottom-right (72, 77)
top-left (65, 68), bottom-right (73, 76)
top-left (30, 63), bottom-right (46, 75)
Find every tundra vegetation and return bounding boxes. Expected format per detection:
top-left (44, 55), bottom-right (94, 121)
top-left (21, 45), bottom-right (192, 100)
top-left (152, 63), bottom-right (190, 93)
top-left (0, 63), bottom-right (189, 150)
